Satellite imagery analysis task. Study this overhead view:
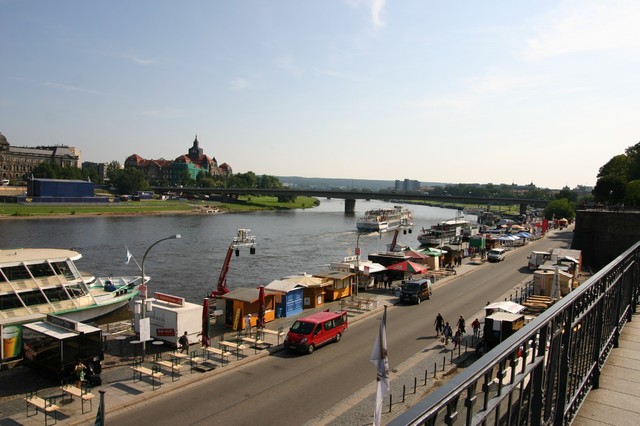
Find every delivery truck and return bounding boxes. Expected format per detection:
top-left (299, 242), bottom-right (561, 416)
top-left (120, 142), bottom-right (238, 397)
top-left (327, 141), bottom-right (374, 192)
top-left (134, 292), bottom-right (203, 348)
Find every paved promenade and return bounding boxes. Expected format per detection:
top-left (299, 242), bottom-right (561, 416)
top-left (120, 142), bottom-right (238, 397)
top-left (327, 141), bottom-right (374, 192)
top-left (574, 313), bottom-right (640, 425)
top-left (0, 255), bottom-right (498, 426)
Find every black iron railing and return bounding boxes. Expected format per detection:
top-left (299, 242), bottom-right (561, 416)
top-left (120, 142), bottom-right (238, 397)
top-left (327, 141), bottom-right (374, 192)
top-left (390, 241), bottom-right (640, 426)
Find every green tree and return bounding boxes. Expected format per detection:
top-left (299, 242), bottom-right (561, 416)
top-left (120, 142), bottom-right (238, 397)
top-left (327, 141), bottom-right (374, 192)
top-left (592, 175), bottom-right (626, 203)
top-left (597, 154), bottom-right (630, 179)
top-left (106, 161), bottom-right (122, 183)
top-left (32, 162), bottom-right (59, 178)
top-left (625, 180), bottom-right (640, 207)
top-left (626, 142), bottom-right (640, 181)
top-left (543, 198), bottom-right (575, 220)
top-left (555, 186), bottom-right (578, 203)
top-left (112, 168), bottom-right (149, 194)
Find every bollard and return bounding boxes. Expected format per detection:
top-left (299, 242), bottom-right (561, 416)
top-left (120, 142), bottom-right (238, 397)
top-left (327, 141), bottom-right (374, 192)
top-left (402, 385), bottom-right (406, 402)
top-left (414, 377), bottom-right (417, 394)
top-left (450, 349), bottom-right (454, 363)
top-left (442, 357), bottom-right (446, 371)
top-left (424, 369), bottom-right (428, 385)
top-left (389, 394), bottom-right (393, 413)
top-left (434, 362), bottom-right (437, 378)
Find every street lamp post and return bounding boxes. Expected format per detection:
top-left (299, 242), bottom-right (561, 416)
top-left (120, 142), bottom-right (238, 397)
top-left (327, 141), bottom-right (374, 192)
top-left (355, 231), bottom-right (362, 296)
top-left (140, 234), bottom-right (181, 359)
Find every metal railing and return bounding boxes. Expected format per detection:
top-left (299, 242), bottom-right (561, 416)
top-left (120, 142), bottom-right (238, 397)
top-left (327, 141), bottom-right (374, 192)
top-left (391, 241), bottom-right (640, 426)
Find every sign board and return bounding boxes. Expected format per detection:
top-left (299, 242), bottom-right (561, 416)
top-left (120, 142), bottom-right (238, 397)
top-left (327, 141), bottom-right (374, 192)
top-left (154, 292), bottom-right (185, 306)
top-left (46, 315), bottom-right (78, 332)
top-left (156, 328), bottom-right (175, 337)
top-left (140, 317), bottom-right (151, 341)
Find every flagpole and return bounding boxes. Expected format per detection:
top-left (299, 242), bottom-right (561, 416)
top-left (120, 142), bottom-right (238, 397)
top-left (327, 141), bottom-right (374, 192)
top-left (371, 305), bottom-right (390, 426)
top-left (95, 390), bottom-right (105, 425)
top-left (125, 246), bottom-right (142, 271)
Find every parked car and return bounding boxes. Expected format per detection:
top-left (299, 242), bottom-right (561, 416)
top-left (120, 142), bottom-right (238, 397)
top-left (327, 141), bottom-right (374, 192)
top-left (487, 248), bottom-right (507, 262)
top-left (284, 310), bottom-right (348, 354)
top-left (399, 279), bottom-right (433, 304)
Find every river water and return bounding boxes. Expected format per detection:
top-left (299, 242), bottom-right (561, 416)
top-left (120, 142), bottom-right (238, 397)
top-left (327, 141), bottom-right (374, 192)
top-left (0, 199), bottom-right (473, 303)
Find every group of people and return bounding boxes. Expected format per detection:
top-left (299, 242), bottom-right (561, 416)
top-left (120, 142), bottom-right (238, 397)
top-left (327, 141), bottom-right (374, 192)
top-left (374, 274), bottom-right (393, 291)
top-left (434, 313), bottom-right (481, 349)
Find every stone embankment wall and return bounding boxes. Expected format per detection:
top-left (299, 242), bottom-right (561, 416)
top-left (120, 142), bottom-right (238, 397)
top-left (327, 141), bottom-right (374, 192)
top-left (572, 210), bottom-right (640, 270)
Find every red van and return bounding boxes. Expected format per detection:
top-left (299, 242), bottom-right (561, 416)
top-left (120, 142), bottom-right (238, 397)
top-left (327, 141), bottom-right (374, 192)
top-left (284, 310), bottom-right (348, 354)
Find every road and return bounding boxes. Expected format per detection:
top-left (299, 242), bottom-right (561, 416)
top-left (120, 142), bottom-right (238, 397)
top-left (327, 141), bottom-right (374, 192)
top-left (111, 228), bottom-right (574, 425)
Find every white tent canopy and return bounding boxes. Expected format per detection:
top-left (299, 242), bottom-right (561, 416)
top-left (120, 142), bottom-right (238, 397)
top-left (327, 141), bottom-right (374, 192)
top-left (485, 301), bottom-right (526, 314)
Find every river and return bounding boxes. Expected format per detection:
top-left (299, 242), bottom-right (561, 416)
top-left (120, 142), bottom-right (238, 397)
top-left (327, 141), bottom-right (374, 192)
top-left (0, 199), bottom-right (474, 303)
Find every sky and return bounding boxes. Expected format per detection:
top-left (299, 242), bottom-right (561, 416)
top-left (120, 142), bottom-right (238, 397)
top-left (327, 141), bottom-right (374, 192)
top-left (1, 1), bottom-right (639, 189)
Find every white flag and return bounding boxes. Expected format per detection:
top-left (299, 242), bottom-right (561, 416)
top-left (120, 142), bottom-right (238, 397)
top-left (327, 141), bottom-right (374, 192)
top-left (371, 306), bottom-right (390, 426)
top-left (125, 248), bottom-right (132, 265)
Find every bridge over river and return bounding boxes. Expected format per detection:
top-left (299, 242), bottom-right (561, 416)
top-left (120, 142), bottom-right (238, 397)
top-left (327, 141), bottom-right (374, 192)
top-left (150, 187), bottom-right (548, 215)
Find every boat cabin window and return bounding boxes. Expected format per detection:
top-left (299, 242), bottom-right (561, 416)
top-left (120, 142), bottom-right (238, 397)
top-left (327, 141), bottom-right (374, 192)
top-left (0, 293), bottom-right (22, 310)
top-left (50, 261), bottom-right (75, 280)
top-left (66, 284), bottom-right (87, 297)
top-left (19, 290), bottom-right (48, 306)
top-left (28, 262), bottom-right (55, 278)
top-left (1, 265), bottom-right (31, 281)
top-left (43, 287), bottom-right (69, 302)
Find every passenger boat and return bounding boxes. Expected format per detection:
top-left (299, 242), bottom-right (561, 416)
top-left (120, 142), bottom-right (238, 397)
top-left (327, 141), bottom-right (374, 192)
top-left (0, 248), bottom-right (144, 324)
top-left (356, 206), bottom-right (413, 232)
top-left (417, 217), bottom-right (479, 246)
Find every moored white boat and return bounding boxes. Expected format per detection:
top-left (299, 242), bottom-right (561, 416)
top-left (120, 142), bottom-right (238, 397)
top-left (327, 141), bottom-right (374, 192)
top-left (356, 206), bottom-right (413, 232)
top-left (0, 248), bottom-right (144, 336)
top-left (417, 217), bottom-right (479, 246)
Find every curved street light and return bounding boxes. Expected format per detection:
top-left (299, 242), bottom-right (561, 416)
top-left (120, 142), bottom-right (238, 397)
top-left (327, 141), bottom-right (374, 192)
top-left (140, 234), bottom-right (181, 359)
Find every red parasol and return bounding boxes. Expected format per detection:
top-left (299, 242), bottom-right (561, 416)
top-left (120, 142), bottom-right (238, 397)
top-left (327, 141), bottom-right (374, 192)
top-left (201, 297), bottom-right (211, 348)
top-left (386, 260), bottom-right (428, 274)
top-left (257, 285), bottom-right (266, 329)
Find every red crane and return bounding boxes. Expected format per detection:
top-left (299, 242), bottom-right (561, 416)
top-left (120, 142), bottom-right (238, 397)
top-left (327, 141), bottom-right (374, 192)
top-left (210, 229), bottom-right (256, 298)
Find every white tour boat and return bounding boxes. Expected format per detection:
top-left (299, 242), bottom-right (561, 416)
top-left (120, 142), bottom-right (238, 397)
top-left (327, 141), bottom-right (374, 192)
top-left (0, 248), bottom-right (144, 324)
top-left (356, 206), bottom-right (413, 232)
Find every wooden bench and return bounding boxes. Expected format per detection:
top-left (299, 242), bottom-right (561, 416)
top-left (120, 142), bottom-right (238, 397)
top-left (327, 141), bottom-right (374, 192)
top-left (156, 359), bottom-right (182, 381)
top-left (60, 384), bottom-right (95, 414)
top-left (25, 391), bottom-right (60, 426)
top-left (205, 346), bottom-right (232, 366)
top-left (240, 336), bottom-right (272, 353)
top-left (131, 364), bottom-right (164, 389)
top-left (260, 328), bottom-right (286, 345)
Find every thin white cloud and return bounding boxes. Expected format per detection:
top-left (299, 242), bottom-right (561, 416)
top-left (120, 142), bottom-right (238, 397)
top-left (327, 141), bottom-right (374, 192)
top-left (121, 51), bottom-right (157, 65)
top-left (371, 0), bottom-right (386, 30)
top-left (525, 0), bottom-right (640, 61)
top-left (230, 78), bottom-right (249, 90)
top-left (345, 0), bottom-right (386, 30)
top-left (274, 55), bottom-right (303, 78)
top-left (43, 81), bottom-right (101, 95)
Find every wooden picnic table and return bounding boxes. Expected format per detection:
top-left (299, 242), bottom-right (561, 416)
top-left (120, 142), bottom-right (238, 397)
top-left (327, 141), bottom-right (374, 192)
top-left (219, 340), bottom-right (247, 359)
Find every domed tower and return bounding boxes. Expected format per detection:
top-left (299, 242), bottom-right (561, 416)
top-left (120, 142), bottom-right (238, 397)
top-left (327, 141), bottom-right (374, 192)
top-left (0, 132), bottom-right (9, 152)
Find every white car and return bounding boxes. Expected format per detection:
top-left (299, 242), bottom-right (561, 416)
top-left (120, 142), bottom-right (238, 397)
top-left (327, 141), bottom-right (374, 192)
top-left (487, 248), bottom-right (506, 262)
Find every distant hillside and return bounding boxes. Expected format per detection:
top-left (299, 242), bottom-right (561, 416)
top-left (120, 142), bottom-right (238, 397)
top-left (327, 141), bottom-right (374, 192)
top-left (277, 176), bottom-right (445, 191)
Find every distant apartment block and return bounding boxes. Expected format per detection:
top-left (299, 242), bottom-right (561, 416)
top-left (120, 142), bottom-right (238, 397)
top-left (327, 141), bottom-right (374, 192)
top-left (395, 179), bottom-right (420, 192)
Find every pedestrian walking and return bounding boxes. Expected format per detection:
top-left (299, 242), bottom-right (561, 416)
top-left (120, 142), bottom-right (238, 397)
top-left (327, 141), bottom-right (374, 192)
top-left (456, 315), bottom-right (466, 334)
top-left (434, 313), bottom-right (444, 336)
top-left (453, 330), bottom-right (462, 349)
top-left (245, 314), bottom-right (252, 337)
top-left (443, 322), bottom-right (453, 346)
top-left (471, 318), bottom-right (481, 338)
top-left (382, 274), bottom-right (389, 291)
top-left (178, 331), bottom-right (189, 354)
